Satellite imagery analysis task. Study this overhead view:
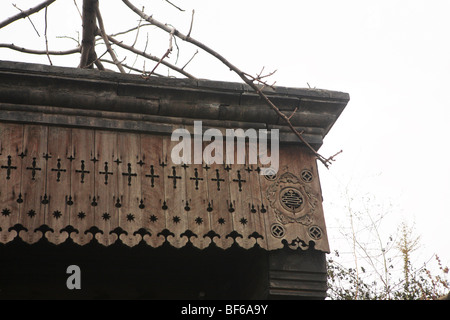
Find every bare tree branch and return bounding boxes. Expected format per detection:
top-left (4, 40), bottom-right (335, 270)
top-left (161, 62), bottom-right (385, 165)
top-left (79, 0), bottom-right (98, 68)
top-left (0, 43), bottom-right (80, 55)
top-left (107, 35), bottom-right (196, 79)
top-left (144, 29), bottom-right (175, 78)
top-left (85, 49), bottom-right (107, 70)
top-left (56, 34), bottom-right (80, 46)
top-left (12, 4), bottom-right (41, 37)
top-left (130, 7), bottom-right (144, 48)
top-left (73, 0), bottom-right (82, 20)
top-left (101, 58), bottom-right (164, 77)
top-left (0, 0), bottom-right (57, 30)
top-left (187, 10), bottom-right (195, 37)
top-left (164, 0), bottom-right (185, 12)
top-left (95, 4), bottom-right (125, 73)
top-left (108, 23), bottom-right (153, 38)
top-left (44, 7), bottom-right (53, 65)
top-left (181, 49), bottom-right (198, 71)
top-left (122, 0), bottom-right (337, 167)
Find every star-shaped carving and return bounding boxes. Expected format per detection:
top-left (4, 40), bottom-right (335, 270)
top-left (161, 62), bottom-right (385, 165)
top-left (126, 213), bottom-right (135, 222)
top-left (195, 217), bottom-right (203, 225)
top-left (53, 210), bottom-right (62, 219)
top-left (27, 209), bottom-right (36, 218)
top-left (1, 208), bottom-right (11, 217)
top-left (102, 212), bottom-right (111, 221)
top-left (218, 217), bottom-right (226, 225)
top-left (77, 211), bottom-right (86, 220)
top-left (149, 214), bottom-right (158, 223)
top-left (239, 217), bottom-right (248, 225)
top-left (172, 216), bottom-right (181, 224)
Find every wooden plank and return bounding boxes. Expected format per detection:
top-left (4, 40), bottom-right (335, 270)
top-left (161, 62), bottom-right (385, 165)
top-left (258, 143), bottom-right (285, 251)
top-left (69, 128), bottom-right (95, 245)
top-left (94, 130), bottom-right (119, 245)
top-left (226, 143), bottom-right (257, 249)
top-left (163, 136), bottom-right (188, 248)
top-left (182, 133), bottom-right (210, 249)
top-left (45, 127), bottom-right (71, 244)
top-left (0, 123), bottom-right (23, 243)
top-left (140, 133), bottom-right (166, 247)
top-left (204, 138), bottom-right (234, 249)
top-left (246, 142), bottom-right (269, 249)
top-left (19, 125), bottom-right (48, 244)
top-left (116, 132), bottom-right (141, 246)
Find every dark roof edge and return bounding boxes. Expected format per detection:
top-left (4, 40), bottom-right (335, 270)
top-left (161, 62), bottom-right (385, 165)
top-left (0, 60), bottom-right (350, 102)
top-left (0, 60), bottom-right (350, 150)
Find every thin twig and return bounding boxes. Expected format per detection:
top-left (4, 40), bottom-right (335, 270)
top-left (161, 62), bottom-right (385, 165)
top-left (145, 28), bottom-right (174, 78)
top-left (131, 6), bottom-right (144, 48)
top-left (44, 7), bottom-right (52, 65)
top-left (101, 58), bottom-right (164, 77)
top-left (73, 0), bottom-right (82, 20)
top-left (12, 4), bottom-right (40, 37)
top-left (181, 49), bottom-right (198, 70)
top-left (187, 10), bottom-right (195, 37)
top-left (0, 43), bottom-right (80, 55)
top-left (56, 34), bottom-right (80, 46)
top-left (108, 23), bottom-right (153, 38)
top-left (143, 32), bottom-right (149, 53)
top-left (85, 49), bottom-right (108, 69)
top-left (287, 107), bottom-right (298, 120)
top-left (164, 0), bottom-right (185, 12)
top-left (107, 34), bottom-right (196, 79)
top-left (0, 0), bottom-right (56, 29)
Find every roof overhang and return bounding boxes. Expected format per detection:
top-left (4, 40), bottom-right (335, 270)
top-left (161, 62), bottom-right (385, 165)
top-left (0, 60), bottom-right (349, 150)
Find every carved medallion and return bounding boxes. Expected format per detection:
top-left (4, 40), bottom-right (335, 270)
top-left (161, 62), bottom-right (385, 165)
top-left (266, 171), bottom-right (319, 225)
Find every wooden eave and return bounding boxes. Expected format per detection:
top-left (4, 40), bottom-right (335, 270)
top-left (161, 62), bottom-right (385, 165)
top-left (0, 60), bottom-right (349, 148)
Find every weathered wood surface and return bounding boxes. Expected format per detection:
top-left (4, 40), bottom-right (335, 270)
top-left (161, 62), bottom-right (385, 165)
top-left (0, 123), bottom-right (329, 252)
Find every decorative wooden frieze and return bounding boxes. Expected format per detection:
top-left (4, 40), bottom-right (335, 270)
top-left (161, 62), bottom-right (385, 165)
top-left (0, 123), bottom-right (329, 252)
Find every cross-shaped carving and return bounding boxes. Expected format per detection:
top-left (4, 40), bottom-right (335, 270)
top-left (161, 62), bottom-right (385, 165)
top-left (75, 160), bottom-right (90, 184)
top-left (43, 153), bottom-right (52, 161)
top-left (211, 169), bottom-right (225, 191)
top-left (122, 163), bottom-right (137, 186)
top-left (181, 163), bottom-right (189, 170)
top-left (1, 156), bottom-right (17, 180)
top-left (189, 168), bottom-right (203, 190)
top-left (26, 157), bottom-right (41, 180)
top-left (145, 165), bottom-right (159, 187)
top-left (99, 162), bottom-right (113, 185)
top-left (232, 170), bottom-right (246, 192)
top-left (159, 158), bottom-right (167, 168)
top-left (51, 158), bottom-right (66, 182)
top-left (168, 166), bottom-right (181, 189)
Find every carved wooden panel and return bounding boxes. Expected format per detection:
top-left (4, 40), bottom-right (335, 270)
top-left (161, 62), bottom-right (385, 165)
top-left (0, 123), bottom-right (329, 252)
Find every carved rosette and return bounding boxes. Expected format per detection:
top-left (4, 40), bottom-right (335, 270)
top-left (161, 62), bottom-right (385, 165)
top-left (266, 172), bottom-right (318, 226)
top-left (265, 170), bottom-right (328, 252)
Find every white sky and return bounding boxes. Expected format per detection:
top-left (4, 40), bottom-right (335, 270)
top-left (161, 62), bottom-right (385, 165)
top-left (1, 0), bottom-right (449, 274)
